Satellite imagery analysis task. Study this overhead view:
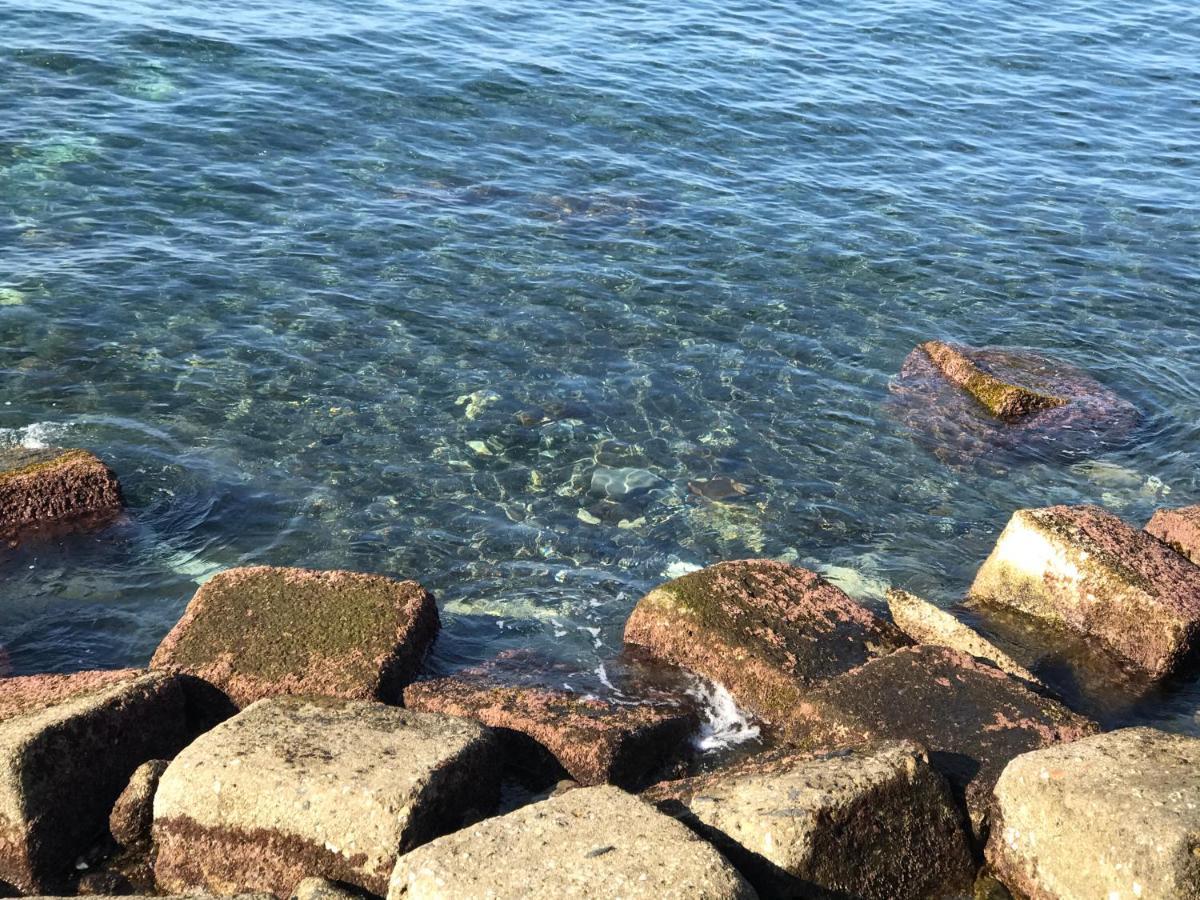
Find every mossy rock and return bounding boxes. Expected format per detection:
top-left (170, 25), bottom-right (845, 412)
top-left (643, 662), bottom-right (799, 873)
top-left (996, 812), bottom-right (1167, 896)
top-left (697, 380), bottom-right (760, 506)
top-left (917, 341), bottom-right (1066, 419)
top-left (0, 447), bottom-right (123, 541)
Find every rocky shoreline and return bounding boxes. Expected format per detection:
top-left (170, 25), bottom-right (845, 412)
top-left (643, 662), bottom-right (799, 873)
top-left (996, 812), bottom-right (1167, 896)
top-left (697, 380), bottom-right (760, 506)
top-left (4, 344), bottom-right (1200, 898)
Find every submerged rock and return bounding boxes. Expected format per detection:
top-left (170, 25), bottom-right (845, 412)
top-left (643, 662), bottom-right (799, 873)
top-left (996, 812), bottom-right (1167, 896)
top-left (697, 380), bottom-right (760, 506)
top-left (645, 741), bottom-right (974, 899)
top-left (886, 589), bottom-right (1043, 689)
top-left (987, 727), bottom-right (1200, 900)
top-left (386, 785), bottom-right (756, 900)
top-left (623, 560), bottom-right (909, 734)
top-left (1146, 503), bottom-right (1200, 566)
top-left (969, 505), bottom-right (1200, 679)
top-left (150, 566), bottom-right (439, 707)
top-left (589, 466), bottom-right (665, 501)
top-left (789, 645), bottom-right (1096, 838)
top-left (890, 342), bottom-right (1138, 462)
top-left (0, 670), bottom-right (188, 893)
top-left (0, 447), bottom-right (123, 542)
top-left (153, 696), bottom-right (499, 898)
top-left (404, 674), bottom-right (696, 790)
top-left (109, 759), bottom-right (169, 849)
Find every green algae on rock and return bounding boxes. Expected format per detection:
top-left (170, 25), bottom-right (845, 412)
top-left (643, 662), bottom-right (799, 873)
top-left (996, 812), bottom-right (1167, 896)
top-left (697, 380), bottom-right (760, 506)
top-left (969, 505), bottom-right (1200, 679)
top-left (0, 447), bottom-right (123, 542)
top-left (1146, 503), bottom-right (1200, 567)
top-left (150, 566), bottom-right (438, 707)
top-left (153, 696), bottom-right (499, 899)
top-left (987, 727), bottom-right (1200, 900)
top-left (0, 670), bottom-right (188, 894)
top-left (623, 559), bottom-right (909, 732)
top-left (916, 341), bottom-right (1068, 419)
top-left (387, 785), bottom-right (756, 900)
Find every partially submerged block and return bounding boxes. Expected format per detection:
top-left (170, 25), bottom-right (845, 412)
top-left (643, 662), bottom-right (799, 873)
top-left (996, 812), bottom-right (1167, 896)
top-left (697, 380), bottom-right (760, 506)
top-left (914, 341), bottom-right (1067, 419)
top-left (969, 505), bottom-right (1200, 678)
top-left (151, 566), bottom-right (439, 706)
top-left (623, 559), bottom-right (908, 731)
top-left (988, 727), bottom-right (1200, 900)
top-left (0, 448), bottom-right (123, 542)
top-left (645, 741), bottom-right (974, 899)
top-left (0, 670), bottom-right (188, 893)
top-left (790, 645), bottom-right (1095, 837)
top-left (1147, 504), bottom-right (1200, 566)
top-left (404, 675), bottom-right (696, 789)
top-left (153, 696), bottom-right (499, 898)
top-left (886, 588), bottom-right (1043, 688)
top-left (387, 785), bottom-right (756, 900)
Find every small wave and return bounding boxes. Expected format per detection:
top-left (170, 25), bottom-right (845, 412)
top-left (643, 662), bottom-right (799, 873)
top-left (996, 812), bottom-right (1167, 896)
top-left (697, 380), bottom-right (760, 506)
top-left (686, 676), bottom-right (760, 752)
top-left (0, 421), bottom-right (71, 450)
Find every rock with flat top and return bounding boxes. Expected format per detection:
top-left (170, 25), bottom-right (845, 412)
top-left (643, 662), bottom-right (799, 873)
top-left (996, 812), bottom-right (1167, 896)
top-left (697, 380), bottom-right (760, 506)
top-left (0, 670), bottom-right (188, 893)
top-left (404, 675), bottom-right (695, 789)
top-left (914, 341), bottom-right (1068, 419)
top-left (623, 559), bottom-right (908, 733)
top-left (987, 727), bottom-right (1200, 900)
top-left (109, 759), bottom-right (169, 848)
top-left (153, 696), bottom-right (498, 899)
top-left (790, 645), bottom-right (1095, 837)
top-left (0, 447), bottom-right (123, 542)
top-left (151, 566), bottom-right (438, 706)
top-left (387, 785), bottom-right (756, 900)
top-left (887, 589), bottom-right (1043, 688)
top-left (1146, 504), bottom-right (1200, 566)
top-left (645, 741), bottom-right (974, 899)
top-left (969, 505), bottom-right (1200, 678)
top-left (290, 877), bottom-right (366, 900)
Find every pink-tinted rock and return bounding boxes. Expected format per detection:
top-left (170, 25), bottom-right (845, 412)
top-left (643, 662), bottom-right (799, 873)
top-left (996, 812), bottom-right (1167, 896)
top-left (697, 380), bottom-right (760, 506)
top-left (0, 448), bottom-right (123, 543)
top-left (150, 566), bottom-right (438, 707)
top-left (404, 673), bottom-right (696, 790)
top-left (0, 670), bottom-right (188, 893)
top-left (970, 505), bottom-right (1200, 679)
top-left (1146, 504), bottom-right (1200, 566)
top-left (623, 560), bottom-right (909, 733)
top-left (890, 342), bottom-right (1138, 463)
top-left (789, 645), bottom-right (1096, 838)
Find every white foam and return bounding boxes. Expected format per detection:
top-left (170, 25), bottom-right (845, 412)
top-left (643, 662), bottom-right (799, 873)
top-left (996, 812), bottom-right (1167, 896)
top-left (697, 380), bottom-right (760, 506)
top-left (0, 421), bottom-right (71, 450)
top-left (663, 559), bottom-right (702, 579)
top-left (686, 677), bottom-right (760, 752)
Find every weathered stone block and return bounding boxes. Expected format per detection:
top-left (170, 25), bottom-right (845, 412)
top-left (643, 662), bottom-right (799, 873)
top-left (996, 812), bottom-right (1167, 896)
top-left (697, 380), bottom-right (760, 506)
top-left (151, 566), bottom-right (438, 706)
top-left (623, 559), bottom-right (908, 732)
top-left (645, 741), bottom-right (974, 899)
top-left (914, 341), bottom-right (1068, 419)
top-left (0, 670), bottom-right (188, 893)
top-left (0, 448), bottom-right (123, 542)
top-left (969, 505), bottom-right (1200, 678)
top-left (387, 785), bottom-right (756, 899)
top-left (153, 696), bottom-right (498, 898)
top-left (1147, 504), bottom-right (1200, 566)
top-left (987, 727), bottom-right (1200, 900)
top-left (109, 759), bottom-right (169, 848)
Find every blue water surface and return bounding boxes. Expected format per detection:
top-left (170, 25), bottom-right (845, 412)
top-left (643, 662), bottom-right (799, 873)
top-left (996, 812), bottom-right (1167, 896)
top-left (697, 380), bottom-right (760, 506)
top-left (1, 0), bottom-right (1198, 726)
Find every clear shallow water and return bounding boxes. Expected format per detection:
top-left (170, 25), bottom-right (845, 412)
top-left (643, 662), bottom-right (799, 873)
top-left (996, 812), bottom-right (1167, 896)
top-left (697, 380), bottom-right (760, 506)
top-left (1, 0), bottom-right (1198, 729)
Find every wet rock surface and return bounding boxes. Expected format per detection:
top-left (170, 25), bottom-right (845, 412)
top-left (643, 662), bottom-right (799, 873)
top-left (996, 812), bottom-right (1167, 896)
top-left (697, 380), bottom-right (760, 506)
top-left (987, 727), bottom-right (1200, 900)
top-left (645, 740), bottom-right (974, 899)
top-left (788, 645), bottom-right (1096, 838)
top-left (969, 505), bottom-right (1200, 679)
top-left (0, 670), bottom-right (188, 894)
top-left (152, 695), bottom-right (498, 898)
top-left (108, 759), bottom-right (168, 849)
top-left (387, 785), bottom-right (757, 900)
top-left (1146, 503), bottom-right (1200, 566)
top-left (404, 672), bottom-right (696, 790)
top-left (150, 566), bottom-right (439, 706)
top-left (623, 559), bottom-right (909, 733)
top-left (0, 448), bottom-right (123, 543)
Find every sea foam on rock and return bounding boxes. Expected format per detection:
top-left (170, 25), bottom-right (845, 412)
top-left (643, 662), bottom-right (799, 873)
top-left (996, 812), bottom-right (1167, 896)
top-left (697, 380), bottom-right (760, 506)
top-left (623, 559), bottom-right (909, 735)
top-left (152, 696), bottom-right (498, 899)
top-left (969, 505), bottom-right (1200, 679)
top-left (0, 670), bottom-right (188, 894)
top-left (150, 566), bottom-right (439, 707)
top-left (644, 740), bottom-right (974, 899)
top-left (0, 447), bottom-right (123, 543)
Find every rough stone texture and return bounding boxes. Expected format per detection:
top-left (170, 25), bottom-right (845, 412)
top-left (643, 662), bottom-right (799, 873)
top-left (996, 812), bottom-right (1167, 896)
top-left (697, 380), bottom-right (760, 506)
top-left (0, 670), bottom-right (188, 894)
top-left (887, 589), bottom-right (1044, 689)
top-left (987, 728), bottom-right (1200, 900)
top-left (645, 741), bottom-right (974, 899)
top-left (623, 559), bottom-right (909, 732)
top-left (26, 895), bottom-right (272, 900)
top-left (969, 505), bottom-right (1200, 679)
top-left (153, 696), bottom-right (499, 899)
top-left (916, 340), bottom-right (1068, 419)
top-left (404, 673), bottom-right (696, 790)
top-left (109, 759), bottom-right (169, 848)
top-left (290, 877), bottom-right (366, 900)
top-left (387, 785), bottom-right (756, 899)
top-left (789, 645), bottom-right (1096, 839)
top-left (0, 448), bottom-right (123, 542)
top-left (1147, 504), bottom-right (1200, 566)
top-left (151, 566), bottom-right (439, 706)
